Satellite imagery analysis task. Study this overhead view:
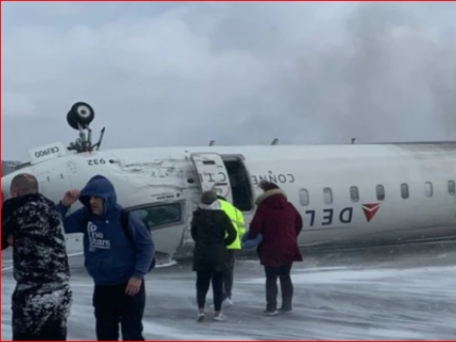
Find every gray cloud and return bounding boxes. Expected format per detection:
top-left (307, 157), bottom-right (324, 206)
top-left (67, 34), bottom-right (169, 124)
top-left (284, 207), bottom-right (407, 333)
top-left (2, 2), bottom-right (456, 160)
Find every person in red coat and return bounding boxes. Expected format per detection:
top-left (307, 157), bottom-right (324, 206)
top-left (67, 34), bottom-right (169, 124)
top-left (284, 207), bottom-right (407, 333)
top-left (247, 180), bottom-right (303, 316)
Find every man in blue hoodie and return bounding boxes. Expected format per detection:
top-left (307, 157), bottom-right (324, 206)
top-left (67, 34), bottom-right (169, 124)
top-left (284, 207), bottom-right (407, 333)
top-left (57, 175), bottom-right (155, 341)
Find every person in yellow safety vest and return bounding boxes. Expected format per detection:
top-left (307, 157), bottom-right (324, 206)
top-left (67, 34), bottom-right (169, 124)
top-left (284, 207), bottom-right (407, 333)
top-left (217, 195), bottom-right (246, 307)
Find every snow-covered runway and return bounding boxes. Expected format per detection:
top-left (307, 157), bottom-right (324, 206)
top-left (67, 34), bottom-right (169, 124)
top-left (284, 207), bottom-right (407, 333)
top-left (3, 242), bottom-right (456, 340)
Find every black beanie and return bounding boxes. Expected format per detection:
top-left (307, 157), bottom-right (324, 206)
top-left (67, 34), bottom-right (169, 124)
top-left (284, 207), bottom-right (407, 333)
top-left (201, 191), bottom-right (217, 205)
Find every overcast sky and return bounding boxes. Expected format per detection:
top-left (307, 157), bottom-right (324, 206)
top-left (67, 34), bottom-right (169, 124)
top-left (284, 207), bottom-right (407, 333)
top-left (2, 2), bottom-right (456, 160)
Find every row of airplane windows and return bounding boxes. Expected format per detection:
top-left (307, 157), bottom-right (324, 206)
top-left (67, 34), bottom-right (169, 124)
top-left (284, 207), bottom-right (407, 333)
top-left (298, 180), bottom-right (456, 206)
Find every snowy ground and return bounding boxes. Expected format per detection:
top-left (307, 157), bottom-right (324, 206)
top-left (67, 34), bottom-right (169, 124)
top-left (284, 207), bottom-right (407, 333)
top-left (2, 241), bottom-right (456, 340)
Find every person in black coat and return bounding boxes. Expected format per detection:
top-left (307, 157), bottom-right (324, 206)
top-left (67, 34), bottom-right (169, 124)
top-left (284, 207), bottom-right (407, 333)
top-left (2, 173), bottom-right (72, 340)
top-left (191, 190), bottom-right (237, 322)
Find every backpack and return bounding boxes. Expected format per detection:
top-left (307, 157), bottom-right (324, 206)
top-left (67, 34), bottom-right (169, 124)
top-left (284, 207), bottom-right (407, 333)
top-left (84, 209), bottom-right (156, 272)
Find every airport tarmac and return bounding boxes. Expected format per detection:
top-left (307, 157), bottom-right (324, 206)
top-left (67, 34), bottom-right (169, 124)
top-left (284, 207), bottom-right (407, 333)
top-left (2, 241), bottom-right (456, 340)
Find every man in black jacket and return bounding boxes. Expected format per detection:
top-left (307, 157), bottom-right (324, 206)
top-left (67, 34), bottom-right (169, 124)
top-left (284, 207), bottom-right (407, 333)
top-left (2, 173), bottom-right (72, 341)
top-left (190, 191), bottom-right (237, 322)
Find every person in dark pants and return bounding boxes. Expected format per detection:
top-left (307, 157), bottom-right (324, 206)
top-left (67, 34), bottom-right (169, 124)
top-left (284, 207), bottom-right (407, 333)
top-left (248, 181), bottom-right (303, 316)
top-left (57, 175), bottom-right (155, 341)
top-left (2, 173), bottom-right (72, 341)
top-left (92, 281), bottom-right (146, 340)
top-left (191, 191), bottom-right (237, 322)
top-left (264, 264), bottom-right (293, 314)
top-left (223, 250), bottom-right (235, 303)
top-left (216, 195), bottom-right (246, 308)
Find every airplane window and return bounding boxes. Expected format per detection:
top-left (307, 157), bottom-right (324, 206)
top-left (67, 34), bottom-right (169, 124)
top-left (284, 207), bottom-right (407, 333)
top-left (134, 209), bottom-right (149, 221)
top-left (130, 203), bottom-right (182, 231)
top-left (299, 189), bottom-right (309, 206)
top-left (376, 184), bottom-right (385, 201)
top-left (424, 182), bottom-right (433, 198)
top-left (323, 187), bottom-right (333, 205)
top-left (448, 180), bottom-right (455, 196)
top-left (401, 183), bottom-right (409, 199)
top-left (350, 186), bottom-right (359, 203)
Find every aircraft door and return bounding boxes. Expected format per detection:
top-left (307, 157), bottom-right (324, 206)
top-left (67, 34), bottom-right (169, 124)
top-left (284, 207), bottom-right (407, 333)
top-left (190, 153), bottom-right (233, 203)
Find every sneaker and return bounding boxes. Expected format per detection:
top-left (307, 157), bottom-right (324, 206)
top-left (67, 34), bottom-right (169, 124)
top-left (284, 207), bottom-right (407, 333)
top-left (211, 298), bottom-right (234, 310)
top-left (222, 298), bottom-right (234, 308)
top-left (213, 313), bottom-right (227, 321)
top-left (279, 308), bottom-right (292, 315)
top-left (263, 309), bottom-right (279, 316)
top-left (197, 312), bottom-right (205, 322)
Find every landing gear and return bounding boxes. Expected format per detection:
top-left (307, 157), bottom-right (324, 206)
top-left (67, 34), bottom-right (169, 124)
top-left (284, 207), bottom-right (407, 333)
top-left (66, 102), bottom-right (95, 130)
top-left (65, 102), bottom-right (105, 153)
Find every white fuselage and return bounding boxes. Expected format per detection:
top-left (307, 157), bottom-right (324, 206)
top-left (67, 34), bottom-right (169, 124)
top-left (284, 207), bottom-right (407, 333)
top-left (3, 142), bottom-right (456, 258)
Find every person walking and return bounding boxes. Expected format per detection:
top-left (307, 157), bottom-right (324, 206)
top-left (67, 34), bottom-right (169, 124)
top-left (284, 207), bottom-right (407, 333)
top-left (2, 173), bottom-right (72, 341)
top-left (247, 180), bottom-right (303, 316)
top-left (216, 195), bottom-right (246, 307)
top-left (191, 191), bottom-right (237, 322)
top-left (57, 174), bottom-right (155, 341)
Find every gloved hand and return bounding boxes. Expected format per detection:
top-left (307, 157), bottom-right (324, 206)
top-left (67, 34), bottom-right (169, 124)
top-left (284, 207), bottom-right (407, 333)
top-left (242, 233), bottom-right (263, 249)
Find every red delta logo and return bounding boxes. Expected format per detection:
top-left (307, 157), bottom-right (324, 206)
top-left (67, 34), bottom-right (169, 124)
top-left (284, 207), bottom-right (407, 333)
top-left (361, 203), bottom-right (380, 222)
